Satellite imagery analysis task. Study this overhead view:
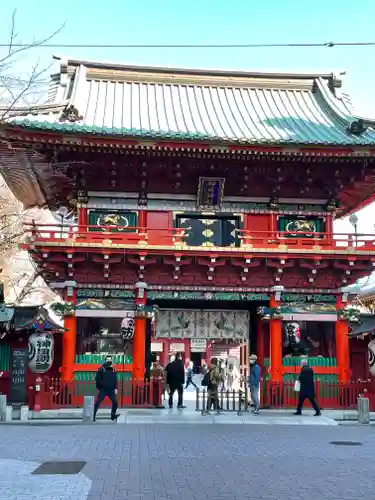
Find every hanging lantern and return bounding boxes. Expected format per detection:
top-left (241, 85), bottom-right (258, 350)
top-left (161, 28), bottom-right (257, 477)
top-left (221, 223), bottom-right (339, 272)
top-left (121, 316), bottom-right (135, 340)
top-left (368, 339), bottom-right (375, 377)
top-left (28, 333), bottom-right (54, 373)
top-left (284, 322), bottom-right (301, 347)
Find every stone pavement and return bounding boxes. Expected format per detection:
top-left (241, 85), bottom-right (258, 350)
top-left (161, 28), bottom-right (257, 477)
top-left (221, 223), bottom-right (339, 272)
top-left (0, 458), bottom-right (91, 500)
top-left (0, 423), bottom-right (374, 499)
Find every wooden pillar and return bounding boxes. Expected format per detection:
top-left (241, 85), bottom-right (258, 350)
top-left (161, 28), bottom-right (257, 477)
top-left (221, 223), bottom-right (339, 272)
top-left (336, 294), bottom-right (350, 382)
top-left (269, 294), bottom-right (283, 383)
top-left (133, 282), bottom-right (147, 380)
top-left (138, 210), bottom-right (147, 237)
top-left (256, 318), bottom-right (264, 370)
top-left (78, 205), bottom-right (88, 230)
top-left (61, 286), bottom-right (77, 381)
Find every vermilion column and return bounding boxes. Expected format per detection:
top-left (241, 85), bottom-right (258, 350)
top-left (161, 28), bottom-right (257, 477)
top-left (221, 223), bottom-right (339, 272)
top-left (133, 282), bottom-right (147, 380)
top-left (256, 318), bottom-right (264, 370)
top-left (62, 287), bottom-right (77, 381)
top-left (336, 294), bottom-right (350, 382)
top-left (269, 294), bottom-right (283, 383)
top-left (78, 204), bottom-right (88, 230)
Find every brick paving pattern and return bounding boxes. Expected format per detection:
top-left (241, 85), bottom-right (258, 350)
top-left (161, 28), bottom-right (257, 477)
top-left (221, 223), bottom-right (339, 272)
top-left (0, 423), bottom-right (374, 499)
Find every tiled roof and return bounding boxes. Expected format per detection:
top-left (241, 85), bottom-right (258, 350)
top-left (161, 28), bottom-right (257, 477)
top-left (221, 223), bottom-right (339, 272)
top-left (3, 57), bottom-right (375, 146)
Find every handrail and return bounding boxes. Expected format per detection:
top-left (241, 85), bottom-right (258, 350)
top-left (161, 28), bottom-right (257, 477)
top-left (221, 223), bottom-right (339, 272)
top-left (22, 222), bottom-right (375, 251)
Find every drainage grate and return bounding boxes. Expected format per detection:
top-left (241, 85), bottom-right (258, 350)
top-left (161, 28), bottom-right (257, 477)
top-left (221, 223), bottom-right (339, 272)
top-left (32, 461), bottom-right (86, 475)
top-left (330, 441), bottom-right (362, 446)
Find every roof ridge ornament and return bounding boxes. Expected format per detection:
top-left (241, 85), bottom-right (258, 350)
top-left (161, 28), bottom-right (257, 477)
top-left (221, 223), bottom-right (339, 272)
top-left (59, 105), bottom-right (83, 123)
top-left (348, 119), bottom-right (368, 136)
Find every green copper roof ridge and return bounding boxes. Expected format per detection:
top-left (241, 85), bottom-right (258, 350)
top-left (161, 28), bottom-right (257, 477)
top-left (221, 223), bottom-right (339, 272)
top-left (8, 118), bottom-right (375, 146)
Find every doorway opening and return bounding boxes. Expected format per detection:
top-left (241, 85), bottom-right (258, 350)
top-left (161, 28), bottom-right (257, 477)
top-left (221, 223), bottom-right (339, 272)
top-left (190, 351), bottom-right (203, 373)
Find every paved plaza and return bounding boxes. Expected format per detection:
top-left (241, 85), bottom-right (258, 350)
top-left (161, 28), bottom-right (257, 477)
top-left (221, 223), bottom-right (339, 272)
top-left (0, 421), bottom-right (374, 500)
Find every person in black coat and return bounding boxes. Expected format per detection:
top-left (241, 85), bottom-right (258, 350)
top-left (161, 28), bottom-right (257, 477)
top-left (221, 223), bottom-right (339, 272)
top-left (294, 359), bottom-right (321, 416)
top-left (165, 353), bottom-right (186, 409)
top-left (93, 355), bottom-right (120, 421)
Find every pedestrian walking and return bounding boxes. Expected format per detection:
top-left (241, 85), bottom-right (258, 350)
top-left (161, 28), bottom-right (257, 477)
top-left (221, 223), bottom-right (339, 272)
top-left (93, 355), bottom-right (120, 421)
top-left (165, 352), bottom-right (186, 409)
top-left (294, 359), bottom-right (321, 416)
top-left (248, 354), bottom-right (261, 414)
top-left (185, 362), bottom-right (198, 389)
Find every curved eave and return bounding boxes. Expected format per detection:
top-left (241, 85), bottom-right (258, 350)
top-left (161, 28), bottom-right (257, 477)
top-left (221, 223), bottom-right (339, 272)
top-left (4, 124), bottom-right (375, 160)
top-left (6, 119), bottom-right (375, 148)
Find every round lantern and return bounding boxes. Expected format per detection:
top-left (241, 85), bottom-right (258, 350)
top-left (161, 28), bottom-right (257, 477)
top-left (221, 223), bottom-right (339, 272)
top-left (284, 322), bottom-right (301, 347)
top-left (368, 339), bottom-right (375, 376)
top-left (120, 316), bottom-right (135, 340)
top-left (28, 333), bottom-right (54, 373)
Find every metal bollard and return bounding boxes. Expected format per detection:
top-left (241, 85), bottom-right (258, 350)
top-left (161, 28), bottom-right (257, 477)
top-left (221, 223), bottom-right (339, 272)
top-left (226, 389), bottom-right (230, 411)
top-left (195, 388), bottom-right (200, 411)
top-left (216, 389), bottom-right (221, 415)
top-left (357, 396), bottom-right (370, 424)
top-left (0, 394), bottom-right (7, 422)
top-left (237, 389), bottom-right (243, 416)
top-left (232, 389), bottom-right (236, 411)
top-left (201, 389), bottom-right (207, 415)
top-left (220, 388), bottom-right (224, 412)
top-left (83, 396), bottom-right (95, 423)
top-left (244, 387), bottom-right (249, 412)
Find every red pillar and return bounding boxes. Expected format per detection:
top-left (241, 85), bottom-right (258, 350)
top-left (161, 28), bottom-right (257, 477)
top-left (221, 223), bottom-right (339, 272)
top-left (138, 210), bottom-right (147, 237)
top-left (78, 205), bottom-right (88, 229)
top-left (269, 294), bottom-right (283, 383)
top-left (133, 282), bottom-right (147, 380)
top-left (61, 287), bottom-right (77, 381)
top-left (336, 294), bottom-right (350, 382)
top-left (256, 318), bottom-right (264, 370)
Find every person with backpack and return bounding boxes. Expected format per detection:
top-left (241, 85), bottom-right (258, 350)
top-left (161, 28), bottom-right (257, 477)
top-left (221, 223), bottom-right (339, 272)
top-left (202, 357), bottom-right (222, 411)
top-left (93, 355), bottom-right (120, 421)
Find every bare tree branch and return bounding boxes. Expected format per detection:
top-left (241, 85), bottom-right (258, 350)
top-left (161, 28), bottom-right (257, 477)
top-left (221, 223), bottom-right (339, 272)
top-left (0, 11), bottom-right (64, 305)
top-left (0, 9), bottom-right (65, 120)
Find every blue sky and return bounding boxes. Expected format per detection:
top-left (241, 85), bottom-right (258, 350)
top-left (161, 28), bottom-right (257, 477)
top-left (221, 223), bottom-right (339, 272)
top-left (1, 0), bottom-right (375, 232)
top-left (2, 0), bottom-right (375, 115)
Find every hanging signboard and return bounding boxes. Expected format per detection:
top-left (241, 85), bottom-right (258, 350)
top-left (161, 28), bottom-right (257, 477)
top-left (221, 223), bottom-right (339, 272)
top-left (10, 348), bottom-right (28, 404)
top-left (169, 342), bottom-right (185, 352)
top-left (190, 339), bottom-right (207, 352)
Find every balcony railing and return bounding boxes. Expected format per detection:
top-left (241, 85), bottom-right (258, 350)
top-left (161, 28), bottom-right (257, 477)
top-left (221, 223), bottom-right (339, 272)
top-left (22, 222), bottom-right (375, 252)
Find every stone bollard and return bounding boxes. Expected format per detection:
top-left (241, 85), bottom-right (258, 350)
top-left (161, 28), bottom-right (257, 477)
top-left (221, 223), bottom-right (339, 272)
top-left (20, 406), bottom-right (29, 421)
top-left (83, 396), bottom-right (95, 423)
top-left (357, 396), bottom-right (370, 424)
top-left (117, 414), bottom-right (126, 424)
top-left (0, 394), bottom-right (7, 422)
top-left (5, 406), bottom-right (12, 422)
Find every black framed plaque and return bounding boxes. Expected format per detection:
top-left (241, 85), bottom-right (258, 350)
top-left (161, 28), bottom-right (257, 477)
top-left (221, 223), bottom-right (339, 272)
top-left (10, 347), bottom-right (28, 404)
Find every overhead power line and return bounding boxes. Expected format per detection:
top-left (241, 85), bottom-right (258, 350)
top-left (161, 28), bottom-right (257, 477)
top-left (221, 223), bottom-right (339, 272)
top-left (1, 41), bottom-right (375, 49)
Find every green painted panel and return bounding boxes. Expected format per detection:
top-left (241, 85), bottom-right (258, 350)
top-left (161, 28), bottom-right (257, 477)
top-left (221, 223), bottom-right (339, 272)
top-left (88, 210), bottom-right (137, 232)
top-left (0, 344), bottom-right (10, 371)
top-left (277, 216), bottom-right (325, 237)
top-left (75, 353), bottom-right (132, 364)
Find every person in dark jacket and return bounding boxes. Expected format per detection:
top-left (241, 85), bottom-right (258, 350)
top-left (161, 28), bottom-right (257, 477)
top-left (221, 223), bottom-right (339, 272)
top-left (165, 353), bottom-right (185, 409)
top-left (294, 359), bottom-right (321, 416)
top-left (93, 355), bottom-right (120, 421)
top-left (248, 354), bottom-right (261, 413)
